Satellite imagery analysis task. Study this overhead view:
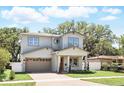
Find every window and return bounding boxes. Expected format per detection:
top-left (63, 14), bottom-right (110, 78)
top-left (74, 38), bottom-right (79, 47)
top-left (70, 58), bottom-right (79, 67)
top-left (54, 38), bottom-right (59, 44)
top-left (68, 37), bottom-right (79, 47)
top-left (28, 36), bottom-right (39, 46)
top-left (68, 37), bottom-right (74, 46)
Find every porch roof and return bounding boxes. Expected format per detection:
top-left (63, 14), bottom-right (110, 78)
top-left (53, 47), bottom-right (89, 56)
top-left (88, 55), bottom-right (124, 60)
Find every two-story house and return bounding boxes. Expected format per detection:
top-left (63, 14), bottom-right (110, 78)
top-left (20, 32), bottom-right (89, 73)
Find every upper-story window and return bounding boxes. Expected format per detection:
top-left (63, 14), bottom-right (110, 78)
top-left (28, 36), bottom-right (39, 46)
top-left (68, 37), bottom-right (79, 47)
top-left (54, 38), bottom-right (59, 44)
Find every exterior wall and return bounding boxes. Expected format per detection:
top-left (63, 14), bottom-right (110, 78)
top-left (51, 37), bottom-right (60, 50)
top-left (61, 33), bottom-right (83, 49)
top-left (88, 59), bottom-right (101, 70)
top-left (21, 48), bottom-right (53, 60)
top-left (59, 37), bottom-right (63, 50)
top-left (21, 35), bottom-right (53, 53)
top-left (11, 62), bottom-right (24, 72)
top-left (51, 54), bottom-right (58, 72)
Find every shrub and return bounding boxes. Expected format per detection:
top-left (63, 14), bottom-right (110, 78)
top-left (69, 70), bottom-right (96, 74)
top-left (0, 48), bottom-right (12, 73)
top-left (6, 63), bottom-right (12, 69)
top-left (0, 73), bottom-right (6, 81)
top-left (9, 70), bottom-right (15, 80)
top-left (110, 63), bottom-right (118, 71)
top-left (101, 63), bottom-right (110, 71)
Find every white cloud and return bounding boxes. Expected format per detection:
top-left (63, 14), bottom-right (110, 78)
top-left (1, 7), bottom-right (49, 24)
top-left (41, 6), bottom-right (98, 18)
top-left (100, 15), bottom-right (118, 21)
top-left (102, 8), bottom-right (122, 14)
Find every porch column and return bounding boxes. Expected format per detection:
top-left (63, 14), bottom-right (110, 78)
top-left (85, 55), bottom-right (88, 70)
top-left (84, 55), bottom-right (88, 70)
top-left (57, 56), bottom-right (61, 72)
top-left (81, 56), bottom-right (84, 70)
top-left (67, 56), bottom-right (70, 72)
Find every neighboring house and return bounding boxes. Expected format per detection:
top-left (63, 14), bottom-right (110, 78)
top-left (19, 31), bottom-right (89, 73)
top-left (88, 55), bottom-right (124, 70)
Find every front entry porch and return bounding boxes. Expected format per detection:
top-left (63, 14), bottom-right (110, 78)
top-left (51, 47), bottom-right (89, 73)
top-left (58, 56), bottom-right (86, 73)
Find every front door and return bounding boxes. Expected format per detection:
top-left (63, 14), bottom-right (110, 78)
top-left (59, 57), bottom-right (64, 73)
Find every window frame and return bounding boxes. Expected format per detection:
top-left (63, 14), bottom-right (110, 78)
top-left (73, 38), bottom-right (79, 47)
top-left (70, 58), bottom-right (79, 67)
top-left (28, 36), bottom-right (39, 46)
top-left (68, 37), bottom-right (79, 47)
top-left (68, 37), bottom-right (74, 47)
top-left (54, 38), bottom-right (59, 44)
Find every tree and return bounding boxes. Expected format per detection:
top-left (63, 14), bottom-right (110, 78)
top-left (118, 35), bottom-right (124, 55)
top-left (0, 27), bottom-right (29, 62)
top-left (94, 39), bottom-right (113, 55)
top-left (0, 48), bottom-right (11, 73)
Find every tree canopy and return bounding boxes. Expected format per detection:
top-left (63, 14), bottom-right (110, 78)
top-left (0, 27), bottom-right (29, 62)
top-left (118, 34), bottom-right (124, 55)
top-left (0, 48), bottom-right (11, 73)
top-left (43, 20), bottom-right (118, 56)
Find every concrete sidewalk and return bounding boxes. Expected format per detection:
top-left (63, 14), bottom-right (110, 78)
top-left (77, 76), bottom-right (124, 80)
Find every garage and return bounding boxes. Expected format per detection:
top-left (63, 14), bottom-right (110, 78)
top-left (89, 61), bottom-right (101, 70)
top-left (25, 58), bottom-right (51, 73)
top-left (88, 58), bottom-right (101, 70)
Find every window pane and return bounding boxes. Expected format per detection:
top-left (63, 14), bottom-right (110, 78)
top-left (28, 36), bottom-right (39, 46)
top-left (68, 37), bottom-right (74, 46)
top-left (68, 37), bottom-right (79, 47)
top-left (74, 38), bottom-right (79, 47)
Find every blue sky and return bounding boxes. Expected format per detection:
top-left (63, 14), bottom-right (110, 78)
top-left (0, 6), bottom-right (124, 36)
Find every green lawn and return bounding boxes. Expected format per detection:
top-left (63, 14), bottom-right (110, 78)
top-left (0, 82), bottom-right (36, 86)
top-left (66, 71), bottom-right (124, 78)
top-left (82, 78), bottom-right (124, 86)
top-left (0, 70), bottom-right (35, 86)
top-left (14, 72), bottom-right (33, 81)
top-left (4, 69), bottom-right (32, 81)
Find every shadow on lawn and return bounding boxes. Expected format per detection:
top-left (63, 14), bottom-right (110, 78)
top-left (15, 72), bottom-right (28, 74)
top-left (68, 70), bottom-right (96, 74)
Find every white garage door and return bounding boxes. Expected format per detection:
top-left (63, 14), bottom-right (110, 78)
top-left (89, 62), bottom-right (101, 70)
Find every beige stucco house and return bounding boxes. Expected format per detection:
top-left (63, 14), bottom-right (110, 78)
top-left (88, 55), bottom-right (124, 68)
top-left (19, 32), bottom-right (89, 73)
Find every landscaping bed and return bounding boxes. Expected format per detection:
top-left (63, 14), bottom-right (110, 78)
top-left (66, 71), bottom-right (124, 78)
top-left (82, 78), bottom-right (124, 86)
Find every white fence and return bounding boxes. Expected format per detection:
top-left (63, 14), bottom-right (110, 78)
top-left (10, 62), bottom-right (24, 72)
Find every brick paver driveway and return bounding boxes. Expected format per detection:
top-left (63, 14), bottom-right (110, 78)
top-left (29, 73), bottom-right (106, 86)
